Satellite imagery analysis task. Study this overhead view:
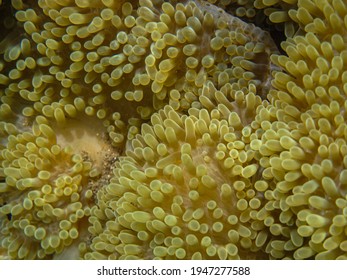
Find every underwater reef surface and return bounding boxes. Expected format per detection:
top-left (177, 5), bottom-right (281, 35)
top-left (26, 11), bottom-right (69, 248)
top-left (0, 0), bottom-right (347, 260)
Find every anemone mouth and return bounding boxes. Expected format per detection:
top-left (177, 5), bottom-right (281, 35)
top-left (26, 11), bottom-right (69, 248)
top-left (52, 116), bottom-right (117, 171)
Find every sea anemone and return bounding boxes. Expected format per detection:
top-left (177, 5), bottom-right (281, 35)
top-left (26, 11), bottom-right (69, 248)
top-left (0, 101), bottom-right (125, 258)
top-left (1, 0), bottom-right (347, 260)
top-left (206, 0), bottom-right (299, 38)
top-left (0, 119), bottom-right (92, 259)
top-left (0, 0), bottom-right (277, 148)
top-left (258, 0), bottom-right (347, 259)
top-left (85, 90), bottom-right (273, 259)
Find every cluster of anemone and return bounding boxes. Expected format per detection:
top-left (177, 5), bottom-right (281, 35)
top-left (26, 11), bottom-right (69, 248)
top-left (0, 0), bottom-right (276, 146)
top-left (1, 0), bottom-right (347, 260)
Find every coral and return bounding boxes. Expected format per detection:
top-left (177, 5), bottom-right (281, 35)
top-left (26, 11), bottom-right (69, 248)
top-left (1, 0), bottom-right (347, 260)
